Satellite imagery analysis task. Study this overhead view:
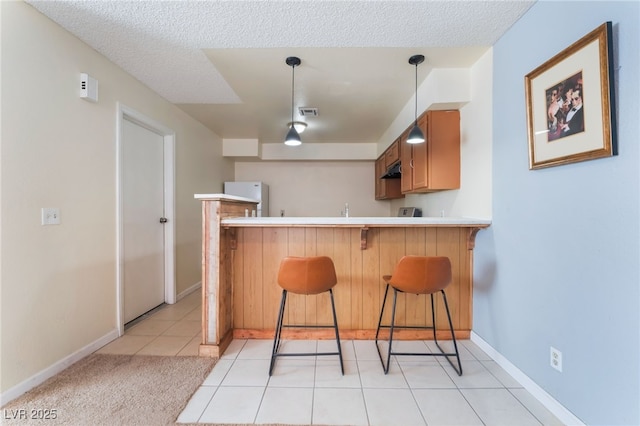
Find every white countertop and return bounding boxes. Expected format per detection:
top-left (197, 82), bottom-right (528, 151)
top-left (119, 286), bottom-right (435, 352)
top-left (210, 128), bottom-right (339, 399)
top-left (194, 193), bottom-right (259, 203)
top-left (195, 194), bottom-right (490, 227)
top-left (220, 216), bottom-right (491, 227)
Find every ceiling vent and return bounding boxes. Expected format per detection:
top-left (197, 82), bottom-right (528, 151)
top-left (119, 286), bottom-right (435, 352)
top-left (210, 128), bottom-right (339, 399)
top-left (298, 107), bottom-right (318, 117)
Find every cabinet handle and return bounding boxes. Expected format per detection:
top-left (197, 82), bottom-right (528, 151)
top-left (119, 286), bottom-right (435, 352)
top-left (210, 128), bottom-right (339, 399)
top-left (410, 159), bottom-right (414, 169)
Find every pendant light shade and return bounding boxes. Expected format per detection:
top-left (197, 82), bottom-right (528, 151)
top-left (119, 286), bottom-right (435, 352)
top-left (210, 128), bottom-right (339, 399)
top-left (285, 126), bottom-right (301, 146)
top-left (284, 56), bottom-right (302, 146)
top-left (407, 123), bottom-right (424, 144)
top-left (407, 54), bottom-right (425, 144)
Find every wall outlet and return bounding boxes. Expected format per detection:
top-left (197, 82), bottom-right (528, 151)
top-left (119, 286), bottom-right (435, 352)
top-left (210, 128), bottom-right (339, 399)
top-left (550, 346), bottom-right (562, 372)
top-left (41, 208), bottom-right (61, 225)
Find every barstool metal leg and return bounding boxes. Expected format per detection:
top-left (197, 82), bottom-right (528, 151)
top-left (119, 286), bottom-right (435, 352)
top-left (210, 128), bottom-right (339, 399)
top-left (437, 289), bottom-right (463, 376)
top-left (430, 294), bottom-right (438, 342)
top-left (328, 288), bottom-right (344, 375)
top-left (269, 290), bottom-right (288, 376)
top-left (375, 284), bottom-right (391, 372)
top-left (383, 288), bottom-right (400, 374)
top-left (375, 285), bottom-right (399, 375)
top-left (375, 284), bottom-right (391, 341)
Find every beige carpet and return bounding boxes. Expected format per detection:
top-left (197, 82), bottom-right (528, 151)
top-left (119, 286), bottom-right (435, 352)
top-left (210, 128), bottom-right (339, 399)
top-left (1, 354), bottom-right (216, 425)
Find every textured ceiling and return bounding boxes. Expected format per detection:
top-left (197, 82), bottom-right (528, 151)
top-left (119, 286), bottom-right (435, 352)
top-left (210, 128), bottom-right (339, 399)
top-left (27, 0), bottom-right (536, 144)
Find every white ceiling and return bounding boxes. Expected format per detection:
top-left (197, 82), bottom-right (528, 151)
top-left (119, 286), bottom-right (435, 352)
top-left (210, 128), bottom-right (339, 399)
top-left (27, 0), bottom-right (535, 145)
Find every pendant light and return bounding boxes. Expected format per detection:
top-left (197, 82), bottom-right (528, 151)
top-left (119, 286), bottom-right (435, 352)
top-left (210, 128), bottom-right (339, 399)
top-left (407, 54), bottom-right (425, 144)
top-left (287, 121), bottom-right (307, 133)
top-left (284, 56), bottom-right (302, 146)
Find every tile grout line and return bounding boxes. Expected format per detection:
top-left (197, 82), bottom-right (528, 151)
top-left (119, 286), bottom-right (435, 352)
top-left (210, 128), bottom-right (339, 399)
top-left (441, 339), bottom-right (489, 426)
top-left (505, 387), bottom-right (546, 426)
top-left (353, 342), bottom-right (372, 426)
top-left (458, 341), bottom-right (545, 425)
top-left (310, 341), bottom-right (317, 425)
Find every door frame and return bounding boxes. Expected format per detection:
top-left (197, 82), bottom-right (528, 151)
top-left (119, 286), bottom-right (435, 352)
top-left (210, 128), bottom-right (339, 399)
top-left (116, 103), bottom-right (176, 335)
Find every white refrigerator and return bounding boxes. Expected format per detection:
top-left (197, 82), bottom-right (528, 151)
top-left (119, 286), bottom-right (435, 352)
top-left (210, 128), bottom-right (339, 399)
top-left (224, 181), bottom-right (269, 217)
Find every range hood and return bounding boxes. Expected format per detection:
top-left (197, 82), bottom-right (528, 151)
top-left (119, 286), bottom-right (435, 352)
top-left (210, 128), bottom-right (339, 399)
top-left (380, 162), bottom-right (401, 179)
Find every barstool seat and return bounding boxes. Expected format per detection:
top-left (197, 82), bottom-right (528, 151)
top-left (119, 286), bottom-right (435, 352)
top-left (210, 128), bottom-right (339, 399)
top-left (269, 256), bottom-right (344, 376)
top-left (375, 255), bottom-right (462, 375)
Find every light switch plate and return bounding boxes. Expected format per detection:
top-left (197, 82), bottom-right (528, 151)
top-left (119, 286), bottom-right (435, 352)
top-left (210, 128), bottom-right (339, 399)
top-left (41, 208), bottom-right (60, 225)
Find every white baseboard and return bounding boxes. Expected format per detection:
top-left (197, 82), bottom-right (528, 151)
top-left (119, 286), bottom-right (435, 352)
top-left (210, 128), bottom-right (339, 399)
top-left (0, 329), bottom-right (119, 406)
top-left (177, 281), bottom-right (201, 301)
top-left (470, 332), bottom-right (584, 426)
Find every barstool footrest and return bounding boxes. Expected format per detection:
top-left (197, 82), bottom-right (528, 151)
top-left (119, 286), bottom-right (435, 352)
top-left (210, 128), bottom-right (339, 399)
top-left (281, 324), bottom-right (339, 329)
top-left (388, 352), bottom-right (458, 357)
top-left (376, 324), bottom-right (436, 332)
top-left (272, 352), bottom-right (340, 357)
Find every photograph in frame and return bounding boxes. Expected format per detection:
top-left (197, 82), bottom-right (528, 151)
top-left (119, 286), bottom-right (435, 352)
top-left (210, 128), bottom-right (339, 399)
top-left (525, 22), bottom-right (617, 170)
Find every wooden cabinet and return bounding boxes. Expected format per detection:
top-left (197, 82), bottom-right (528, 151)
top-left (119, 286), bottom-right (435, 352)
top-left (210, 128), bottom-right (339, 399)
top-left (375, 156), bottom-right (385, 199)
top-left (401, 110), bottom-right (460, 193)
top-left (375, 154), bottom-right (402, 200)
top-left (375, 109), bottom-right (460, 201)
top-left (399, 128), bottom-right (412, 193)
top-left (385, 138), bottom-right (400, 167)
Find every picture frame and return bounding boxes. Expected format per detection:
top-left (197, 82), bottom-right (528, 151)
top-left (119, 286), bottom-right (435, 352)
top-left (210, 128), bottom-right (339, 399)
top-left (525, 22), bottom-right (617, 170)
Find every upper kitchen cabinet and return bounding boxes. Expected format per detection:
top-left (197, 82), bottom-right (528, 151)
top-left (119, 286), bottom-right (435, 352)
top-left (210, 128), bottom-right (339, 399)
top-left (384, 137), bottom-right (400, 168)
top-left (401, 110), bottom-right (460, 193)
top-left (375, 139), bottom-right (403, 200)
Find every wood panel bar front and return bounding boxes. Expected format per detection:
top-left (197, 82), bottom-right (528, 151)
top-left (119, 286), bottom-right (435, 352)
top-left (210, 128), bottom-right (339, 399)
top-left (229, 225), bottom-right (486, 341)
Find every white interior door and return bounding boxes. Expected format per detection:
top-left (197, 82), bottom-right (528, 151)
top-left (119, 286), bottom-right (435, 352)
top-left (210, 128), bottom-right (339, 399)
top-left (122, 118), bottom-right (166, 323)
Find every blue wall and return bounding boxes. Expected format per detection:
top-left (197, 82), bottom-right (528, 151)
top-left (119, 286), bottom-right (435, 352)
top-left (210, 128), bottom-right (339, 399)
top-left (474, 2), bottom-right (639, 425)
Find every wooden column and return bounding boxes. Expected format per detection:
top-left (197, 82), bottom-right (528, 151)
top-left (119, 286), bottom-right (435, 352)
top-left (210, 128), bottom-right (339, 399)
top-left (198, 197), bottom-right (257, 357)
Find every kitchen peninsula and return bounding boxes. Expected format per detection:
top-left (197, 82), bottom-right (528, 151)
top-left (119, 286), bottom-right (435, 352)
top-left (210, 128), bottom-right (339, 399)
top-left (195, 194), bottom-right (490, 357)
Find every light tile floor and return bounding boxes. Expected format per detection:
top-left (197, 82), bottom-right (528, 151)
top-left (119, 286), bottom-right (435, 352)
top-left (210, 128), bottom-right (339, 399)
top-left (98, 293), bottom-right (565, 425)
top-left (177, 338), bottom-right (565, 425)
top-left (96, 290), bottom-right (202, 356)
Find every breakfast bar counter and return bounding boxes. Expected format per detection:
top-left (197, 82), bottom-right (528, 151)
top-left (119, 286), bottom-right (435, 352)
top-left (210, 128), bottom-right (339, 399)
top-left (195, 194), bottom-right (490, 357)
top-left (222, 216), bottom-right (490, 227)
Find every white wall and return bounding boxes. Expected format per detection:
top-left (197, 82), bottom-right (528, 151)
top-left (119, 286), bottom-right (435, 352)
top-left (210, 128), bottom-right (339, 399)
top-left (0, 1), bottom-right (233, 395)
top-left (474, 2), bottom-right (639, 425)
top-left (234, 161), bottom-right (390, 217)
top-left (378, 60), bottom-right (492, 218)
top-left (394, 51), bottom-right (493, 218)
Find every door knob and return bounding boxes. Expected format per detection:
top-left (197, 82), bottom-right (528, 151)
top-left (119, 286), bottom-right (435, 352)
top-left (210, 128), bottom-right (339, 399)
top-left (159, 217), bottom-right (168, 223)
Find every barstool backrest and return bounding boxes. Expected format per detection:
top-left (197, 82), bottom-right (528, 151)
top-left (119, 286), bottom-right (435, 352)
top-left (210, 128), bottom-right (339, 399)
top-left (277, 256), bottom-right (338, 295)
top-left (388, 256), bottom-right (452, 294)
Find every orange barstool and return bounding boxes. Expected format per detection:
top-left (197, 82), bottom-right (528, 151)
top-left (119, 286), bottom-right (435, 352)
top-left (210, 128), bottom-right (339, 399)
top-left (375, 255), bottom-right (462, 375)
top-left (269, 256), bottom-right (344, 376)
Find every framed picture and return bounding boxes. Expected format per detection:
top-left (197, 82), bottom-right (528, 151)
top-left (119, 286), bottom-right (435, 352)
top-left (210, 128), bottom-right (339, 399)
top-left (525, 22), bottom-right (617, 170)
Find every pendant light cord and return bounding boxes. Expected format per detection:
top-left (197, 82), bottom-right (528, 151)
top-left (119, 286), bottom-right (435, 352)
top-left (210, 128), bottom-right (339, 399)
top-left (414, 62), bottom-right (418, 125)
top-left (291, 64), bottom-right (296, 123)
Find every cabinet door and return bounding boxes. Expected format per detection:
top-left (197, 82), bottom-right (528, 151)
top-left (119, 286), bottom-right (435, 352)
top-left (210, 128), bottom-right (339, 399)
top-left (385, 138), bottom-right (400, 168)
top-left (375, 156), bottom-right (385, 199)
top-left (411, 113), bottom-right (429, 189)
top-left (399, 129), bottom-right (413, 193)
top-left (403, 110), bottom-right (460, 193)
top-left (428, 110), bottom-right (460, 190)
top-left (375, 153), bottom-right (403, 200)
